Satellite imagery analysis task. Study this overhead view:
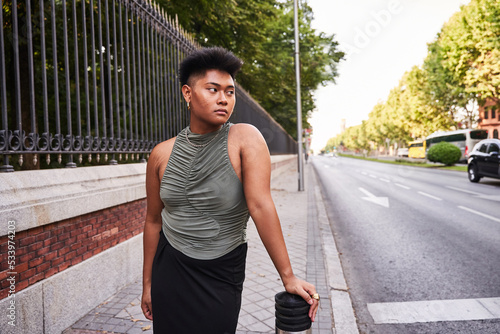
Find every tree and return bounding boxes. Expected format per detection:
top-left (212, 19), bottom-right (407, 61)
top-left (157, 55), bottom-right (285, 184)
top-left (324, 0), bottom-right (500, 153)
top-left (156, 0), bottom-right (344, 138)
top-left (423, 0), bottom-right (500, 126)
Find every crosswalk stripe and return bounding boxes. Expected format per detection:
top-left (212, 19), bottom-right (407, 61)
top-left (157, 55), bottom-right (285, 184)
top-left (367, 297), bottom-right (500, 324)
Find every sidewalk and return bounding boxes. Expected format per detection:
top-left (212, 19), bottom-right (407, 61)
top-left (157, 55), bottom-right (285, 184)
top-left (63, 160), bottom-right (358, 334)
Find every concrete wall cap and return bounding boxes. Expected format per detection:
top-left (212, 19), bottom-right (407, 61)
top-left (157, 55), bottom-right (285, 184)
top-left (0, 156), bottom-right (296, 236)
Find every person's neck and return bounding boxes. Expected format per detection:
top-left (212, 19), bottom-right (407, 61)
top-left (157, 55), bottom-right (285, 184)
top-left (189, 123), bottom-right (224, 135)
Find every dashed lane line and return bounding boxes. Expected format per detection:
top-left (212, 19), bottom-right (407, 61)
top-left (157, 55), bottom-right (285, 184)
top-left (458, 205), bottom-right (500, 223)
top-left (446, 186), bottom-right (481, 195)
top-left (367, 297), bottom-right (500, 324)
top-left (418, 191), bottom-right (442, 201)
top-left (379, 178), bottom-right (390, 183)
top-left (395, 183), bottom-right (411, 190)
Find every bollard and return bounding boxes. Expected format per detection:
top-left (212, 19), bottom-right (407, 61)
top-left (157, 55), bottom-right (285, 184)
top-left (275, 291), bottom-right (312, 334)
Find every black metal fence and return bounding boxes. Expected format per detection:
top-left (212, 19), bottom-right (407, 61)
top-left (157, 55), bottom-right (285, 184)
top-left (230, 88), bottom-right (298, 155)
top-left (0, 0), bottom-right (296, 172)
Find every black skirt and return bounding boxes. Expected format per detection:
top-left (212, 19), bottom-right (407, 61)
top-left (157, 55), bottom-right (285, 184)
top-left (151, 231), bottom-right (247, 334)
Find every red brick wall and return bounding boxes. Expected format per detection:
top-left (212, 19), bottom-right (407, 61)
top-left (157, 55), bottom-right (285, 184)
top-left (0, 199), bottom-right (146, 300)
top-left (478, 99), bottom-right (500, 138)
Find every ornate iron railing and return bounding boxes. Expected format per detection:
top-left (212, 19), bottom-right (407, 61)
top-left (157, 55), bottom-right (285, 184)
top-left (0, 0), bottom-right (296, 172)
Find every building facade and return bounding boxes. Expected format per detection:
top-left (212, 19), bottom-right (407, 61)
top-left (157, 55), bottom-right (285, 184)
top-left (478, 99), bottom-right (500, 139)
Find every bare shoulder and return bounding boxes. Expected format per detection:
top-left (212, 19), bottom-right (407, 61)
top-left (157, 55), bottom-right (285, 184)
top-left (229, 123), bottom-right (270, 174)
top-left (147, 137), bottom-right (176, 176)
top-left (229, 123), bottom-right (266, 147)
top-left (150, 137), bottom-right (176, 160)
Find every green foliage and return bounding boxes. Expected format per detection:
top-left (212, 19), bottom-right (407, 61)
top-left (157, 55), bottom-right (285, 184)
top-left (421, 0), bottom-right (500, 125)
top-left (157, 0), bottom-right (344, 138)
top-left (325, 0), bottom-right (500, 153)
top-left (427, 142), bottom-right (462, 166)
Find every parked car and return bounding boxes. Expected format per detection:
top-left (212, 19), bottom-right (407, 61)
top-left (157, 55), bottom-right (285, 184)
top-left (467, 139), bottom-right (500, 182)
top-left (397, 148), bottom-right (408, 157)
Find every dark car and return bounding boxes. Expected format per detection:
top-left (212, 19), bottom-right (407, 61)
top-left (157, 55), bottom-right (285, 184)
top-left (467, 138), bottom-right (500, 182)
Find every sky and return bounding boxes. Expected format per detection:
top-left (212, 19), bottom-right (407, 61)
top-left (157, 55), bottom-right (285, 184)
top-left (307, 0), bottom-right (471, 152)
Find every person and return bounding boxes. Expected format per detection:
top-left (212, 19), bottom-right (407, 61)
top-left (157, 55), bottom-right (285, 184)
top-left (140, 46), bottom-right (319, 333)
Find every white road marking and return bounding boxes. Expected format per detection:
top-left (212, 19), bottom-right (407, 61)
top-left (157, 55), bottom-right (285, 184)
top-left (367, 297), bottom-right (500, 324)
top-left (474, 194), bottom-right (500, 202)
top-left (361, 172), bottom-right (368, 176)
top-left (458, 206), bottom-right (500, 223)
top-left (418, 191), bottom-right (442, 201)
top-left (379, 178), bottom-right (390, 183)
top-left (369, 174), bottom-right (377, 179)
top-left (395, 183), bottom-right (411, 190)
top-left (359, 187), bottom-right (389, 208)
top-left (446, 186), bottom-right (481, 195)
top-left (446, 186), bottom-right (500, 202)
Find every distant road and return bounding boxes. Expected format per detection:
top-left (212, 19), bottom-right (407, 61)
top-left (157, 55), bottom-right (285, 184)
top-left (312, 155), bottom-right (500, 334)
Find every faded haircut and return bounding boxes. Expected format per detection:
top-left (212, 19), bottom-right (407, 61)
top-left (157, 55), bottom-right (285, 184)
top-left (179, 47), bottom-right (243, 86)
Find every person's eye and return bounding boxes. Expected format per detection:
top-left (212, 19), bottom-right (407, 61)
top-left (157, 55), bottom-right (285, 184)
top-left (227, 90), bottom-right (235, 96)
top-left (208, 88), bottom-right (217, 92)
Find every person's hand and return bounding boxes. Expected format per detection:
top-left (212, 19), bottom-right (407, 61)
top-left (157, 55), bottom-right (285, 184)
top-left (141, 287), bottom-right (153, 321)
top-left (283, 276), bottom-right (320, 322)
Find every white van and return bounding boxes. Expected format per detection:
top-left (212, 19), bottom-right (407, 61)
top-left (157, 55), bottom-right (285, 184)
top-left (425, 129), bottom-right (489, 162)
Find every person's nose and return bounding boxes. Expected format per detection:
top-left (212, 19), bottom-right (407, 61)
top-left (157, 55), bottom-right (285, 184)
top-left (217, 91), bottom-right (228, 105)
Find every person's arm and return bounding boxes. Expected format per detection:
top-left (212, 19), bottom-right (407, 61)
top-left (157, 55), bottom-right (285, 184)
top-left (238, 125), bottom-right (319, 321)
top-left (141, 142), bottom-right (171, 320)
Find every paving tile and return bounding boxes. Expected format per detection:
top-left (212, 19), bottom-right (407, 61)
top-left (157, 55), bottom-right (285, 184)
top-left (115, 309), bottom-right (130, 319)
top-left (245, 320), bottom-right (274, 333)
top-left (107, 317), bottom-right (128, 326)
top-left (111, 322), bottom-right (135, 333)
top-left (237, 313), bottom-right (260, 328)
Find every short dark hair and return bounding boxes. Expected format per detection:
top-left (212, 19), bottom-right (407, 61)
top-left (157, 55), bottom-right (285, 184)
top-left (179, 47), bottom-right (243, 86)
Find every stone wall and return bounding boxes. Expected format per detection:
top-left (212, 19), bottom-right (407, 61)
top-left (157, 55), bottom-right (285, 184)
top-left (0, 155), bottom-right (296, 334)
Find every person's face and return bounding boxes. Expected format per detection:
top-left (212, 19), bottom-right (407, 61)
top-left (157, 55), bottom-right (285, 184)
top-left (182, 69), bottom-right (235, 131)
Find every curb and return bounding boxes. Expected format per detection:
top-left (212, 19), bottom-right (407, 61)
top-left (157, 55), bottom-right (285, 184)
top-left (311, 164), bottom-right (359, 334)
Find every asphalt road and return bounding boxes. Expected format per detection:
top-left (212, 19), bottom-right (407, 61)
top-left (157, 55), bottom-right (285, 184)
top-left (312, 155), bottom-right (500, 334)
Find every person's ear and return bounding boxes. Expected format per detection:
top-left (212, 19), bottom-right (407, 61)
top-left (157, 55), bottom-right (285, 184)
top-left (182, 84), bottom-right (191, 103)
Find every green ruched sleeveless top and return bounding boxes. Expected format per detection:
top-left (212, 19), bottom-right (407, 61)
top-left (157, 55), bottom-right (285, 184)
top-left (159, 123), bottom-right (250, 260)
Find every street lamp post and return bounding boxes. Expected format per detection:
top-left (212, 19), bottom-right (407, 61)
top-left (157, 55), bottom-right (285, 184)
top-left (294, 0), bottom-right (304, 191)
